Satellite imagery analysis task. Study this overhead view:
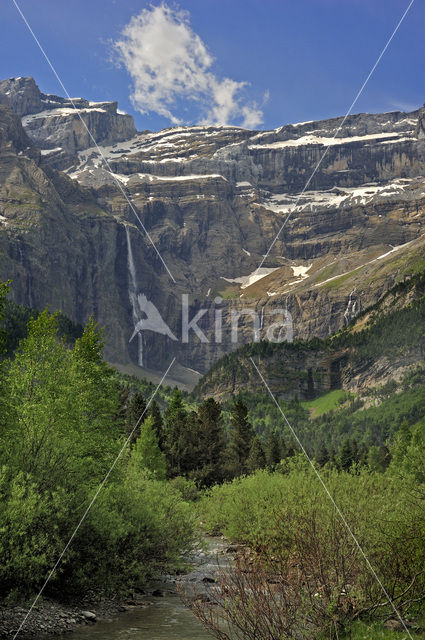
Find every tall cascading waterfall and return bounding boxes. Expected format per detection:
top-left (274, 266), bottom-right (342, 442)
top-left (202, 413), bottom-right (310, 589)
top-left (125, 225), bottom-right (145, 367)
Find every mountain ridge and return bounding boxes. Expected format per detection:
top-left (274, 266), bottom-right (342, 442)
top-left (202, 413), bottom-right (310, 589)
top-left (0, 76), bottom-right (424, 379)
top-left (194, 269), bottom-right (425, 401)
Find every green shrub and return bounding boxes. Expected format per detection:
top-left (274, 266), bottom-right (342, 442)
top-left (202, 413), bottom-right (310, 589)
top-left (199, 461), bottom-right (425, 627)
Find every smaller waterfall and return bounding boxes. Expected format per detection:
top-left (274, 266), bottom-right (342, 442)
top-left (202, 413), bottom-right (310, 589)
top-left (344, 289), bottom-right (358, 325)
top-left (125, 225), bottom-right (144, 367)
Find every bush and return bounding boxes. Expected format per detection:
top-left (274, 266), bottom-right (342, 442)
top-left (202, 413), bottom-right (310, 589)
top-left (169, 476), bottom-right (200, 502)
top-left (0, 308), bottom-right (195, 600)
top-left (194, 462), bottom-right (425, 638)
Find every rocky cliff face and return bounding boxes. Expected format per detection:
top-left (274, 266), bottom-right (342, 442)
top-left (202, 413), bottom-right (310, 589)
top-left (0, 76), bottom-right (424, 381)
top-left (0, 77), bottom-right (136, 170)
top-left (194, 274), bottom-right (425, 402)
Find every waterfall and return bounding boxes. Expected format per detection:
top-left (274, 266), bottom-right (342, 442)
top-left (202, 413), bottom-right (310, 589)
top-left (125, 225), bottom-right (144, 367)
top-left (343, 289), bottom-right (358, 325)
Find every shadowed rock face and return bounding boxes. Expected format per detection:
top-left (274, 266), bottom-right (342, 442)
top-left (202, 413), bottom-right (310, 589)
top-left (0, 77), bottom-right (44, 116)
top-left (0, 76), bottom-right (424, 378)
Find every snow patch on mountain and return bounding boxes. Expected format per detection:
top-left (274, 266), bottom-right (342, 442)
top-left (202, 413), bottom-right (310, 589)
top-left (249, 131), bottom-right (409, 150)
top-left (222, 267), bottom-right (280, 289)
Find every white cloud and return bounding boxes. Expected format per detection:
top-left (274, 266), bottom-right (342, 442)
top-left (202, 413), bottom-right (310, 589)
top-left (114, 3), bottom-right (265, 128)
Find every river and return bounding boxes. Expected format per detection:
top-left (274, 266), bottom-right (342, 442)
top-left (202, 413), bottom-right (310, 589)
top-left (61, 595), bottom-right (213, 640)
top-left (37, 537), bottom-right (227, 640)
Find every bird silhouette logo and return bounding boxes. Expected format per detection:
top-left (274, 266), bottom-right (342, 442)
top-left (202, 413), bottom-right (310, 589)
top-left (129, 293), bottom-right (178, 342)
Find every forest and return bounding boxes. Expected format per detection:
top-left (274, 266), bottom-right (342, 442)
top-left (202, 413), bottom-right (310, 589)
top-left (0, 279), bottom-right (424, 639)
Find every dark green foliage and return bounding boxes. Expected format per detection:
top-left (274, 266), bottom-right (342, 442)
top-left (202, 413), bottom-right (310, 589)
top-left (316, 444), bottom-right (330, 467)
top-left (126, 391), bottom-right (147, 442)
top-left (2, 299), bottom-right (83, 357)
top-left (160, 395), bottom-right (226, 486)
top-left (246, 436), bottom-right (266, 473)
top-left (227, 399), bottom-right (255, 476)
top-left (264, 430), bottom-right (281, 468)
top-left (0, 281), bottom-right (10, 354)
top-left (192, 398), bottom-right (226, 486)
top-left (163, 388), bottom-right (193, 477)
top-left (148, 399), bottom-right (164, 447)
top-left (367, 444), bottom-right (390, 472)
top-left (111, 370), bottom-right (180, 411)
top-left (339, 437), bottom-right (355, 471)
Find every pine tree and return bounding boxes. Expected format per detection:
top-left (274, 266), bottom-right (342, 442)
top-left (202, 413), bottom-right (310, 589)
top-left (148, 399), bottom-right (164, 448)
top-left (163, 388), bottom-right (192, 477)
top-left (116, 386), bottom-right (130, 425)
top-left (194, 397), bottom-right (226, 486)
top-left (339, 437), bottom-right (354, 471)
top-left (351, 438), bottom-right (359, 463)
top-left (316, 444), bottom-right (330, 467)
top-left (265, 431), bottom-right (281, 468)
top-left (227, 399), bottom-right (255, 476)
top-left (368, 444), bottom-right (389, 473)
top-left (246, 436), bottom-right (266, 473)
top-left (126, 391), bottom-right (146, 443)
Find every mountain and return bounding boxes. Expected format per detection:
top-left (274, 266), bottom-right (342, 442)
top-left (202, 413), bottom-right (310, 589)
top-left (194, 270), bottom-right (425, 401)
top-left (0, 76), bottom-right (424, 379)
top-left (0, 76), bottom-right (136, 169)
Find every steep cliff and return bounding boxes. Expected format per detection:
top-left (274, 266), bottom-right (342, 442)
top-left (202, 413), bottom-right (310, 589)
top-left (194, 271), bottom-right (425, 401)
top-left (0, 76), bottom-right (424, 379)
top-left (0, 77), bottom-right (136, 170)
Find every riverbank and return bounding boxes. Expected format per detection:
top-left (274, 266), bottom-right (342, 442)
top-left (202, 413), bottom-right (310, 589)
top-left (0, 594), bottom-right (149, 638)
top-left (0, 536), bottom-right (227, 639)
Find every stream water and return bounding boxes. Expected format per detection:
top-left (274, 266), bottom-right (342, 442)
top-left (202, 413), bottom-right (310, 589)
top-left (41, 537), bottom-right (227, 640)
top-left (63, 595), bottom-right (213, 640)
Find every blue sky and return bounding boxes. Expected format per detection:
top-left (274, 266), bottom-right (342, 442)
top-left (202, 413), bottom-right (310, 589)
top-left (1, 0), bottom-right (423, 132)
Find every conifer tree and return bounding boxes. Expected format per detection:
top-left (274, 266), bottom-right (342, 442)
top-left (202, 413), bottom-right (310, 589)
top-left (163, 388), bottom-right (192, 477)
top-left (339, 437), bottom-right (354, 471)
top-left (0, 281), bottom-right (8, 355)
top-left (149, 399), bottom-right (164, 448)
top-left (194, 397), bottom-right (226, 486)
top-left (227, 399), bottom-right (255, 476)
top-left (316, 444), bottom-right (330, 467)
top-left (126, 391), bottom-right (146, 443)
top-left (246, 436), bottom-right (266, 473)
top-left (265, 431), bottom-right (281, 468)
top-left (367, 444), bottom-right (389, 472)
